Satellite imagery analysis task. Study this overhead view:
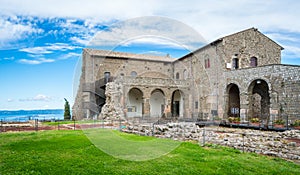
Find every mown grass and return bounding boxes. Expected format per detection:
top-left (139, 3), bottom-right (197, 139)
top-left (0, 130), bottom-right (299, 175)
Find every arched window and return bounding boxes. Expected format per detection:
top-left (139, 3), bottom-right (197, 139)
top-left (176, 72), bottom-right (180, 80)
top-left (130, 71), bottom-right (137, 78)
top-left (205, 59), bottom-right (210, 68)
top-left (232, 58), bottom-right (239, 69)
top-left (104, 72), bottom-right (110, 84)
top-left (250, 57), bottom-right (258, 67)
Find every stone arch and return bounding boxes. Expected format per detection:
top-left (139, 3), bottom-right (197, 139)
top-left (150, 89), bottom-right (166, 117)
top-left (248, 79), bottom-right (270, 125)
top-left (127, 88), bottom-right (144, 117)
top-left (171, 90), bottom-right (184, 118)
top-left (225, 83), bottom-right (240, 118)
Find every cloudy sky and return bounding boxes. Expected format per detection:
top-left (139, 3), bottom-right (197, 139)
top-left (1, 0), bottom-right (300, 110)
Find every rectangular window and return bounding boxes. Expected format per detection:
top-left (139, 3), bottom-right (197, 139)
top-left (232, 58), bottom-right (239, 69)
top-left (127, 106), bottom-right (136, 112)
top-left (195, 101), bottom-right (198, 109)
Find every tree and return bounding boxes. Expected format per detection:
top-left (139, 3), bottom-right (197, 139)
top-left (64, 98), bottom-right (71, 120)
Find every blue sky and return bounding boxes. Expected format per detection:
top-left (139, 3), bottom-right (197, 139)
top-left (1, 0), bottom-right (300, 110)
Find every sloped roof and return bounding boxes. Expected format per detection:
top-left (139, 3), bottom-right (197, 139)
top-left (84, 48), bottom-right (175, 62)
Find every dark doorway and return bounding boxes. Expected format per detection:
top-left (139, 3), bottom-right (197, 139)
top-left (171, 90), bottom-right (183, 117)
top-left (173, 101), bottom-right (180, 117)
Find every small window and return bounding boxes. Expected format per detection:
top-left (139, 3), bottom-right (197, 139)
top-left (250, 57), bottom-right (258, 67)
top-left (104, 72), bottom-right (110, 84)
top-left (127, 106), bottom-right (136, 112)
top-left (183, 69), bottom-right (188, 80)
top-left (195, 101), bottom-right (198, 109)
top-left (232, 58), bottom-right (239, 69)
top-left (176, 72), bottom-right (180, 80)
top-left (205, 59), bottom-right (210, 68)
top-left (131, 71), bottom-right (137, 78)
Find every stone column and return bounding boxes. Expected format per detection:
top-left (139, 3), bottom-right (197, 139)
top-left (240, 92), bottom-right (249, 122)
top-left (143, 98), bottom-right (150, 118)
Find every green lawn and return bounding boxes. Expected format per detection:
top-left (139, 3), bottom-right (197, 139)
top-left (0, 129), bottom-right (299, 175)
top-left (42, 120), bottom-right (98, 126)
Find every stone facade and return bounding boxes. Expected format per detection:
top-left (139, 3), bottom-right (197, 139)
top-left (73, 28), bottom-right (300, 125)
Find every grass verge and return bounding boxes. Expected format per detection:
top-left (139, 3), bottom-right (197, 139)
top-left (0, 130), bottom-right (299, 175)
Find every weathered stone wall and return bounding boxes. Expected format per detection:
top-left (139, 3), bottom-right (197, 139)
top-left (123, 123), bottom-right (300, 160)
top-left (219, 28), bottom-right (282, 68)
top-left (224, 64), bottom-right (300, 121)
top-left (93, 57), bottom-right (174, 80)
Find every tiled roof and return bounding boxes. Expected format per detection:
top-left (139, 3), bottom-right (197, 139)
top-left (84, 48), bottom-right (176, 62)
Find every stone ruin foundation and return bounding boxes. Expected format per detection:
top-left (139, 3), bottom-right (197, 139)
top-left (121, 122), bottom-right (300, 161)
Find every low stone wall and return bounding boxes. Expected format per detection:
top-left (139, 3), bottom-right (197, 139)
top-left (122, 122), bottom-right (300, 160)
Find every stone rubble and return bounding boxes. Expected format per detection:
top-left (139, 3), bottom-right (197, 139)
top-left (99, 82), bottom-right (125, 121)
top-left (122, 122), bottom-right (300, 160)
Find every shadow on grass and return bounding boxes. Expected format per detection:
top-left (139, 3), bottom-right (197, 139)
top-left (83, 128), bottom-right (181, 161)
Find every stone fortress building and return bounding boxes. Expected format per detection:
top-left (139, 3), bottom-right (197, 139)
top-left (73, 28), bottom-right (300, 125)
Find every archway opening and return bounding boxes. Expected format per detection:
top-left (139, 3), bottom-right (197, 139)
top-left (171, 90), bottom-right (184, 118)
top-left (127, 88), bottom-right (143, 117)
top-left (248, 79), bottom-right (270, 124)
top-left (150, 89), bottom-right (165, 117)
top-left (226, 84), bottom-right (240, 118)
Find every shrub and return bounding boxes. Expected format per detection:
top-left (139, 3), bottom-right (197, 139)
top-left (213, 116), bottom-right (221, 120)
top-left (250, 117), bottom-right (259, 123)
top-left (228, 117), bottom-right (240, 123)
top-left (292, 119), bottom-right (300, 127)
top-left (274, 119), bottom-right (285, 125)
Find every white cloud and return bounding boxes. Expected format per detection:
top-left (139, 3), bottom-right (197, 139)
top-left (3, 56), bottom-right (15, 60)
top-left (121, 37), bottom-right (187, 49)
top-left (1, 1), bottom-right (300, 41)
top-left (89, 16), bottom-right (206, 51)
top-left (20, 43), bottom-right (80, 54)
top-left (18, 58), bottom-right (55, 65)
top-left (282, 45), bottom-right (300, 59)
top-left (59, 52), bottom-right (81, 60)
top-left (7, 98), bottom-right (13, 102)
top-left (19, 94), bottom-right (52, 102)
top-left (0, 17), bottom-right (43, 49)
top-left (1, 0), bottom-right (300, 64)
top-left (70, 36), bottom-right (92, 45)
top-left (18, 43), bottom-right (81, 64)
top-left (265, 33), bottom-right (300, 43)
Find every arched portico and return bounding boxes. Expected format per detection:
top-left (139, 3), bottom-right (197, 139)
top-left (150, 89), bottom-right (165, 117)
top-left (248, 79), bottom-right (270, 124)
top-left (225, 83), bottom-right (240, 118)
top-left (127, 88), bottom-right (144, 117)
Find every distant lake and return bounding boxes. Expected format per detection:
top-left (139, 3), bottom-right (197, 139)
top-left (0, 109), bottom-right (64, 122)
